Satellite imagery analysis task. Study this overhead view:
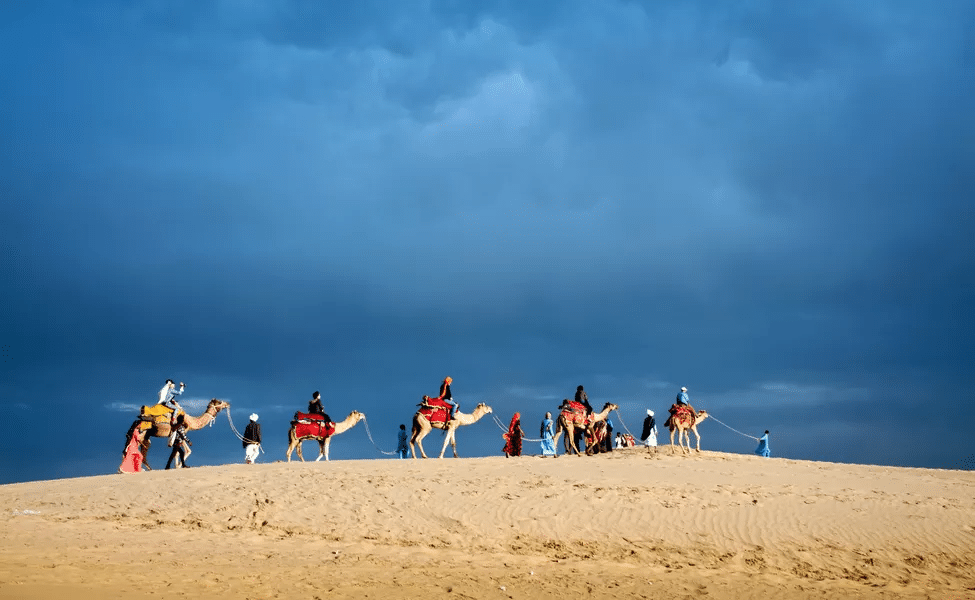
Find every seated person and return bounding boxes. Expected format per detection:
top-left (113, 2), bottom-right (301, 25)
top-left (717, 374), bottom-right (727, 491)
top-left (307, 391), bottom-right (332, 423)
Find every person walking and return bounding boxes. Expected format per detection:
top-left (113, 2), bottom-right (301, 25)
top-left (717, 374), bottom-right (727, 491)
top-left (165, 414), bottom-right (192, 469)
top-left (755, 430), bottom-right (771, 458)
top-left (118, 427), bottom-right (147, 474)
top-left (603, 417), bottom-right (614, 452)
top-left (243, 413), bottom-right (262, 464)
top-left (539, 412), bottom-right (556, 457)
top-left (396, 424), bottom-right (409, 458)
top-left (641, 409), bottom-right (658, 453)
top-left (502, 413), bottom-right (524, 457)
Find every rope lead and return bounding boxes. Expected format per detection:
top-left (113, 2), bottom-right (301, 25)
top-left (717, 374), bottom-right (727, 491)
top-left (360, 415), bottom-right (399, 456)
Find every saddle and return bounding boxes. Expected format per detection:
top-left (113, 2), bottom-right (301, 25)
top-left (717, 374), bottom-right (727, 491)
top-left (291, 412), bottom-right (335, 439)
top-left (417, 398), bottom-right (452, 424)
top-left (139, 404), bottom-right (184, 427)
top-left (292, 419), bottom-right (336, 439)
top-left (293, 411), bottom-right (328, 423)
top-left (665, 404), bottom-right (694, 428)
top-left (560, 401), bottom-right (588, 427)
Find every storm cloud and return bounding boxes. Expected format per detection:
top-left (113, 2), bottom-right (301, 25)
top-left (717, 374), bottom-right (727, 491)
top-left (1, 0), bottom-right (972, 483)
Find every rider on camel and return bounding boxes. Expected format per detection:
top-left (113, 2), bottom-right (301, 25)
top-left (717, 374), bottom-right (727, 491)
top-left (307, 391), bottom-right (332, 423)
top-left (438, 376), bottom-right (457, 419)
top-left (575, 385), bottom-right (593, 415)
top-left (676, 386), bottom-right (699, 420)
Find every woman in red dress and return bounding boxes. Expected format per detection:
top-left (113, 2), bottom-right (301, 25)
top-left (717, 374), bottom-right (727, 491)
top-left (118, 427), bottom-right (147, 473)
top-left (502, 413), bottom-right (524, 457)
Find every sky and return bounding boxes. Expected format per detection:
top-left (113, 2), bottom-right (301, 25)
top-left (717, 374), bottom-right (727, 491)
top-left (1, 1), bottom-right (973, 484)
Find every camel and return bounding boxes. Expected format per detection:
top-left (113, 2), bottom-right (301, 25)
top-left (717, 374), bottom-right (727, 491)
top-left (410, 402), bottom-right (493, 459)
top-left (286, 410), bottom-right (365, 462)
top-left (123, 398), bottom-right (230, 470)
top-left (668, 409), bottom-right (709, 454)
top-left (553, 402), bottom-right (618, 456)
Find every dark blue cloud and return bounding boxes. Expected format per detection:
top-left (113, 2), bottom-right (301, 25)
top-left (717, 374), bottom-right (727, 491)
top-left (1, 0), bottom-right (972, 483)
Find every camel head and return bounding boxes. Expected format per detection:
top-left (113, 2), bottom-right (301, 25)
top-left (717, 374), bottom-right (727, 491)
top-left (473, 403), bottom-right (492, 415)
top-left (348, 410), bottom-right (365, 423)
top-left (602, 402), bottom-right (618, 411)
top-left (208, 398), bottom-right (231, 412)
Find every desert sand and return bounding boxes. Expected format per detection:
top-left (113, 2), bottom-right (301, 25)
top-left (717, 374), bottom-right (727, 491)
top-left (1, 448), bottom-right (973, 599)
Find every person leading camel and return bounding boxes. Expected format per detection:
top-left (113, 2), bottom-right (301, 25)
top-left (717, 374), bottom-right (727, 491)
top-left (118, 427), bottom-right (147, 473)
top-left (502, 412), bottom-right (524, 457)
top-left (642, 409), bottom-right (658, 453)
top-left (396, 424), bottom-right (409, 459)
top-left (755, 430), bottom-right (771, 458)
top-left (539, 412), bottom-right (556, 457)
top-left (243, 413), bottom-right (262, 464)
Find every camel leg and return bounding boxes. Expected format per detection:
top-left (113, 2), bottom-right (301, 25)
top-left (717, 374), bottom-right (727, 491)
top-left (669, 428), bottom-right (679, 455)
top-left (316, 438), bottom-right (330, 462)
top-left (692, 426), bottom-right (701, 452)
top-left (560, 424), bottom-right (577, 456)
top-left (296, 440), bottom-right (306, 462)
top-left (141, 438), bottom-right (153, 471)
top-left (413, 427), bottom-right (430, 459)
top-left (438, 428), bottom-right (451, 459)
top-left (439, 426), bottom-right (458, 459)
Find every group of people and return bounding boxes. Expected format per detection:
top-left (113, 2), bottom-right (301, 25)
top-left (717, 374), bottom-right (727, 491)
top-left (120, 377), bottom-right (769, 471)
top-left (119, 378), bottom-right (194, 472)
top-left (498, 384), bottom-right (770, 459)
top-left (499, 385), bottom-right (618, 458)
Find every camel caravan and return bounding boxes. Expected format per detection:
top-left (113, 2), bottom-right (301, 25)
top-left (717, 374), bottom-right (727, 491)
top-left (120, 377), bottom-right (718, 473)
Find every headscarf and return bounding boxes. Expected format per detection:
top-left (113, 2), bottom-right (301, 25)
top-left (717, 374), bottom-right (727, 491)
top-left (503, 412), bottom-right (522, 455)
top-left (507, 412), bottom-right (520, 432)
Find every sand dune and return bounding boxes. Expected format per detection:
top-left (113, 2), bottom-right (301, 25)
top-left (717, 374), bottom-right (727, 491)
top-left (1, 449), bottom-right (973, 599)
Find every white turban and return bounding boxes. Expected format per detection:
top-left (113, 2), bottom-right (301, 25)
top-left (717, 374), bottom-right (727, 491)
top-left (647, 409), bottom-right (654, 416)
top-left (250, 413), bottom-right (259, 421)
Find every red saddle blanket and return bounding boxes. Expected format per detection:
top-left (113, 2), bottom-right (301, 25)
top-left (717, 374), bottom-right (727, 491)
top-left (294, 411), bottom-right (327, 422)
top-left (292, 417), bottom-right (335, 439)
top-left (418, 398), bottom-right (451, 424)
top-left (665, 404), bottom-right (693, 428)
top-left (560, 401), bottom-right (588, 427)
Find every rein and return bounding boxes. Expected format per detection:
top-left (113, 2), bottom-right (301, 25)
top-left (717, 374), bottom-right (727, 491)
top-left (225, 407), bottom-right (265, 454)
top-left (360, 416), bottom-right (398, 456)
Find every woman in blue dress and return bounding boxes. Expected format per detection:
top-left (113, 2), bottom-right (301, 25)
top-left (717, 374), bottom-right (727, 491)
top-left (540, 412), bottom-right (556, 457)
top-left (755, 430), bottom-right (771, 458)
